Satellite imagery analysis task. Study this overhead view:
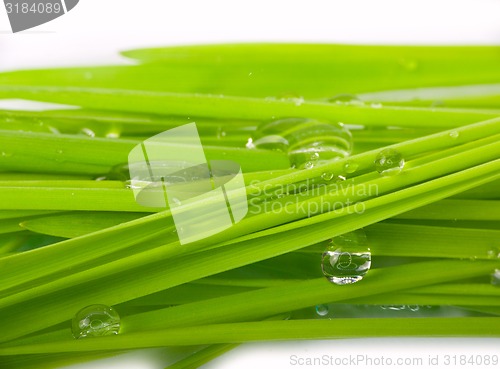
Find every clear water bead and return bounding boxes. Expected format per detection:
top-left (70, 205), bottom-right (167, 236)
top-left (374, 148), bottom-right (405, 175)
top-left (315, 304), bottom-right (329, 316)
top-left (491, 269), bottom-right (500, 286)
top-left (449, 130), bottom-right (459, 139)
top-left (253, 118), bottom-right (353, 169)
top-left (72, 304), bottom-right (121, 339)
top-left (321, 229), bottom-right (372, 285)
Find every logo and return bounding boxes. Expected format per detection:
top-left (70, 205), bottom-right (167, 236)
top-left (128, 123), bottom-right (248, 245)
top-left (4, 0), bottom-right (79, 33)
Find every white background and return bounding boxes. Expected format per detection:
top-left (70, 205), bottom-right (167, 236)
top-left (1, 1), bottom-right (499, 368)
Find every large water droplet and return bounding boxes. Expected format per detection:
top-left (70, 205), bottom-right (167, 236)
top-left (449, 130), bottom-right (459, 139)
top-left (374, 148), bottom-right (405, 175)
top-left (315, 304), bottom-right (329, 317)
top-left (72, 304), bottom-right (121, 339)
top-left (254, 118), bottom-right (353, 169)
top-left (491, 269), bottom-right (500, 286)
top-left (321, 229), bottom-right (371, 285)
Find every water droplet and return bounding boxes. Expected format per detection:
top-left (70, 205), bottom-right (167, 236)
top-left (327, 94), bottom-right (364, 106)
top-left (370, 102), bottom-right (383, 109)
top-left (408, 305), bottom-right (420, 312)
top-left (246, 138), bottom-right (256, 149)
top-left (80, 128), bottom-right (96, 138)
top-left (344, 161), bottom-right (359, 174)
top-left (487, 247), bottom-right (500, 259)
top-left (47, 126), bottom-right (60, 134)
top-left (248, 72), bottom-right (253, 76)
top-left (315, 304), bottom-right (329, 317)
top-left (449, 130), bottom-right (459, 139)
top-left (106, 130), bottom-right (121, 139)
top-left (321, 229), bottom-right (371, 285)
top-left (72, 304), bottom-right (120, 339)
top-left (304, 161), bottom-right (314, 169)
top-left (321, 172), bottom-right (334, 181)
top-left (491, 269), bottom-right (500, 286)
top-left (381, 305), bottom-right (406, 311)
top-left (254, 118), bottom-right (353, 169)
top-left (374, 149), bottom-right (405, 176)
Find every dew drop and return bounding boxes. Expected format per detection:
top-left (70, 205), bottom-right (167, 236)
top-left (491, 269), bottom-right (500, 286)
top-left (254, 118), bottom-right (353, 169)
top-left (374, 148), bottom-right (405, 176)
top-left (95, 176), bottom-right (107, 181)
top-left (72, 304), bottom-right (120, 339)
top-left (370, 102), bottom-right (383, 109)
top-left (315, 304), bottom-right (329, 317)
top-left (344, 160), bottom-right (359, 174)
top-left (327, 94), bottom-right (364, 106)
top-left (487, 247), bottom-right (500, 259)
top-left (321, 172), bottom-right (334, 181)
top-left (80, 128), bottom-right (96, 138)
top-left (106, 130), bottom-right (121, 139)
top-left (245, 138), bottom-right (255, 149)
top-left (449, 130), bottom-right (459, 139)
top-left (321, 229), bottom-right (371, 285)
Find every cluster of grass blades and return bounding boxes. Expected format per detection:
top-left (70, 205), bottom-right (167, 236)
top-left (0, 43), bottom-right (499, 369)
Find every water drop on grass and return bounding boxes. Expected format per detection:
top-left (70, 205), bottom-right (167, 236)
top-left (344, 160), bottom-right (359, 174)
top-left (370, 102), bottom-right (383, 109)
top-left (72, 305), bottom-right (121, 339)
top-left (491, 269), bottom-right (500, 286)
top-left (374, 149), bottom-right (405, 175)
top-left (327, 94), bottom-right (364, 106)
top-left (321, 172), bottom-right (334, 181)
top-left (315, 304), bottom-right (329, 316)
top-left (254, 118), bottom-right (353, 169)
top-left (449, 130), bottom-right (459, 139)
top-left (322, 229), bottom-right (371, 285)
top-left (80, 128), bottom-right (96, 138)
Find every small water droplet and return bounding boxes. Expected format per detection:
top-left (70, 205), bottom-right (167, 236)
top-left (370, 102), bottom-right (383, 109)
top-left (246, 138), bottom-right (256, 149)
top-left (374, 149), bottom-right (405, 176)
top-left (321, 172), bottom-right (334, 181)
top-left (344, 161), bottom-right (359, 174)
top-left (95, 176), bottom-right (107, 181)
top-left (491, 269), bottom-right (500, 286)
top-left (487, 247), bottom-right (500, 259)
top-left (106, 130), bottom-right (121, 139)
top-left (248, 72), bottom-right (253, 76)
top-left (72, 305), bottom-right (120, 339)
top-left (80, 128), bottom-right (96, 138)
top-left (315, 304), bottom-right (329, 317)
top-left (304, 161), bottom-right (314, 169)
top-left (408, 305), bottom-right (420, 312)
top-left (327, 94), bottom-right (364, 106)
top-left (321, 229), bottom-right (371, 285)
top-left (449, 130), bottom-right (459, 139)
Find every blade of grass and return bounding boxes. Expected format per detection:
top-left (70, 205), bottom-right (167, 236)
top-left (1, 317), bottom-right (498, 354)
